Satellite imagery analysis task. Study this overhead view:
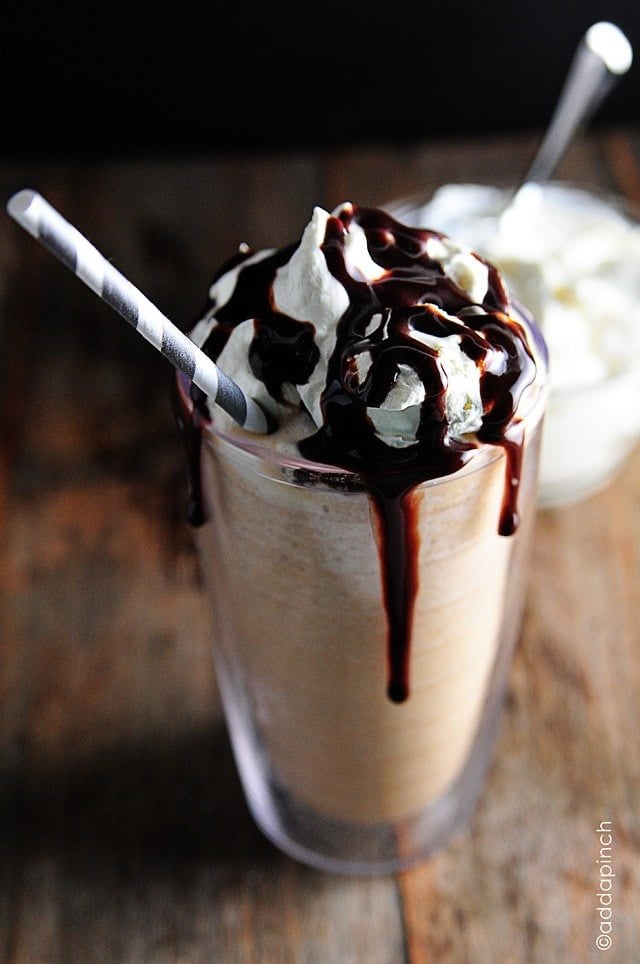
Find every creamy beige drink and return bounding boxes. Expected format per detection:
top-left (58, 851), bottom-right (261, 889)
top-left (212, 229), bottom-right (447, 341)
top-left (193, 429), bottom-right (542, 825)
top-left (176, 203), bottom-right (548, 871)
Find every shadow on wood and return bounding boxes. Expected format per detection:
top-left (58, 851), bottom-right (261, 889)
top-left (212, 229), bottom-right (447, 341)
top-left (0, 724), bottom-right (277, 871)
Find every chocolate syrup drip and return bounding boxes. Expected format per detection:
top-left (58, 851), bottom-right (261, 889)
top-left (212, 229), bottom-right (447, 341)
top-left (173, 379), bottom-right (209, 527)
top-left (250, 316), bottom-right (319, 403)
top-left (369, 482), bottom-right (420, 703)
top-left (180, 205), bottom-right (539, 702)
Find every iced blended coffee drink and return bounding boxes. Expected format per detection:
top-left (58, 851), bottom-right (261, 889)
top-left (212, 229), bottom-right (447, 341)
top-left (175, 203), bottom-right (548, 873)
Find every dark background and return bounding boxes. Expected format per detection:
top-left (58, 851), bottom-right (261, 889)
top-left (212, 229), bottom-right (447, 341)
top-left (2, 1), bottom-right (640, 158)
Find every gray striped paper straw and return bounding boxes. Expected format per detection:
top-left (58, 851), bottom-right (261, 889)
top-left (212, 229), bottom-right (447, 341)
top-left (6, 189), bottom-right (273, 435)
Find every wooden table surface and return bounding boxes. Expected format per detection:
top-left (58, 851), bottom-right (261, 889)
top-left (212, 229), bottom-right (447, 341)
top-left (1, 126), bottom-right (639, 963)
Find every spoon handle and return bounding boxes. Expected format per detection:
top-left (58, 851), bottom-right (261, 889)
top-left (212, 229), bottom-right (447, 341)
top-left (523, 22), bottom-right (632, 187)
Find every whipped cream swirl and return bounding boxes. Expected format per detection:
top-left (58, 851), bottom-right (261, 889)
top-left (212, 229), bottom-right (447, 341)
top-left (190, 202), bottom-right (541, 507)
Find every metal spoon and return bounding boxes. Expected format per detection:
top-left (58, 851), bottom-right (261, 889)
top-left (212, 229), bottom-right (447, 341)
top-left (498, 21), bottom-right (633, 228)
top-left (523, 21), bottom-right (632, 187)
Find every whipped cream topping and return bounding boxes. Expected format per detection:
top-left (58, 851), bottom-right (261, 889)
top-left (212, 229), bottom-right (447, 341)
top-left (191, 202), bottom-right (541, 473)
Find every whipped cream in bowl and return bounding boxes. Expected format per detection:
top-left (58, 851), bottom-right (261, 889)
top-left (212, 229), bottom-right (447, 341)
top-left (387, 182), bottom-right (640, 507)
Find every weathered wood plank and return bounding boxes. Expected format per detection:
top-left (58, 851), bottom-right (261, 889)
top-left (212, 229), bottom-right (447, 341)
top-left (601, 124), bottom-right (640, 208)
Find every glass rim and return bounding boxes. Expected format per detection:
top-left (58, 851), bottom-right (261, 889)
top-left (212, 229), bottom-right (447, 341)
top-left (176, 372), bottom-right (548, 487)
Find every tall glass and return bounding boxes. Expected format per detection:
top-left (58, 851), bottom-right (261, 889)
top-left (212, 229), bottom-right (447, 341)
top-left (180, 357), bottom-right (548, 875)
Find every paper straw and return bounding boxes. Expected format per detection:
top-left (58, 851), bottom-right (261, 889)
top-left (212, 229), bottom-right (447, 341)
top-left (6, 189), bottom-right (273, 435)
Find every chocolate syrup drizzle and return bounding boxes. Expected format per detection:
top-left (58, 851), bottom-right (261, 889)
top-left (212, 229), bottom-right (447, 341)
top-left (178, 205), bottom-right (538, 703)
